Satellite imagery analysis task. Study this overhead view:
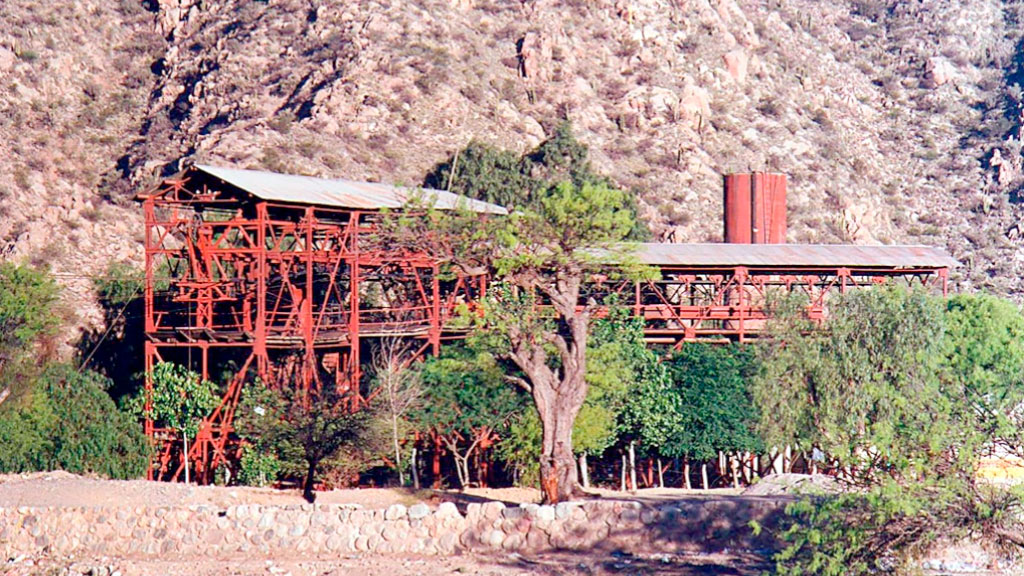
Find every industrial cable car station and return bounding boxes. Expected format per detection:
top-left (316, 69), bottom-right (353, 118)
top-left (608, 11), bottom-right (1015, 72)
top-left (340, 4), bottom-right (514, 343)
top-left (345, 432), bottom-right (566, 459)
top-left (138, 165), bottom-right (957, 482)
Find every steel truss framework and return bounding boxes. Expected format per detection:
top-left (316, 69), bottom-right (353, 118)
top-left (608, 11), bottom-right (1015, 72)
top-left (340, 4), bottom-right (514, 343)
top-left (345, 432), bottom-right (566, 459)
top-left (141, 177), bottom-right (950, 483)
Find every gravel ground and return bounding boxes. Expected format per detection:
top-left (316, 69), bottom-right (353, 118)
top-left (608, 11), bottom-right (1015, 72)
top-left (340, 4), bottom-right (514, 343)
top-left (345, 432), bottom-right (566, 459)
top-left (7, 550), bottom-right (768, 576)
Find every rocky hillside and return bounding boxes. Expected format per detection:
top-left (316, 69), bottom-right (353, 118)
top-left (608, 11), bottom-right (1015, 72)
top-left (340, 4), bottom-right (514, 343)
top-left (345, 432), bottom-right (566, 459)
top-left (3, 0), bottom-right (1024, 340)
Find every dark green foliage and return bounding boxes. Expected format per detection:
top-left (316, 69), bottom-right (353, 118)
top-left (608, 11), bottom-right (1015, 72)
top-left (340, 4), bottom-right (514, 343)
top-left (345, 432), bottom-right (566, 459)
top-left (622, 343), bottom-right (761, 460)
top-left (236, 380), bottom-right (373, 501)
top-left (42, 365), bottom-right (149, 478)
top-left (415, 343), bottom-right (526, 487)
top-left (0, 364), bottom-right (148, 478)
top-left (423, 141), bottom-right (533, 208)
top-left (0, 388), bottom-right (54, 472)
top-left (416, 344), bottom-right (524, 437)
top-left (94, 261), bottom-right (144, 305)
top-left (423, 122), bottom-right (651, 240)
top-left (754, 287), bottom-right (951, 479)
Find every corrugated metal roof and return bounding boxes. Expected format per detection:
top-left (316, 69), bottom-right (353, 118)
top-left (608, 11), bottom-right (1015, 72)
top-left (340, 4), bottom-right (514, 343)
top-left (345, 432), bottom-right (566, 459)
top-left (189, 164), bottom-right (508, 214)
top-left (626, 243), bottom-right (959, 269)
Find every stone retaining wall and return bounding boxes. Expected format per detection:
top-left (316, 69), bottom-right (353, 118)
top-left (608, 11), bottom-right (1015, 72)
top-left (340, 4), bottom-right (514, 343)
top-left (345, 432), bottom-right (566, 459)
top-left (0, 498), bottom-right (786, 558)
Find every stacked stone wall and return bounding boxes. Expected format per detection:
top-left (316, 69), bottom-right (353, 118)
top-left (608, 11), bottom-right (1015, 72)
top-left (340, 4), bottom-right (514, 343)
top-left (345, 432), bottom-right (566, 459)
top-left (0, 498), bottom-right (786, 558)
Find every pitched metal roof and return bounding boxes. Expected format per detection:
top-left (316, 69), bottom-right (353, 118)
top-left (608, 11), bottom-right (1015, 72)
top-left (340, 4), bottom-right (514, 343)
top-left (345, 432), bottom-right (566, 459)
top-left (627, 243), bottom-right (959, 269)
top-left (185, 164), bottom-right (508, 214)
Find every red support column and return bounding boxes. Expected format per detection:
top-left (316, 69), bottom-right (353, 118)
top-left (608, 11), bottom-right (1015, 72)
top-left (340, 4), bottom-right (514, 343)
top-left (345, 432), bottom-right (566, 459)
top-left (431, 264), bottom-right (441, 356)
top-left (144, 341), bottom-right (156, 480)
top-left (255, 203), bottom-right (269, 384)
top-left (304, 207), bottom-right (315, 395)
top-left (348, 213), bottom-right (362, 410)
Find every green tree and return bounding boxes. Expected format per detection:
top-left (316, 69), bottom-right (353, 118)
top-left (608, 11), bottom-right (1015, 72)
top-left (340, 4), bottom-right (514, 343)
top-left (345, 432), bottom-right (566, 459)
top-left (424, 141), bottom-right (534, 209)
top-left (415, 344), bottom-right (525, 488)
top-left (136, 362), bottom-right (218, 484)
top-left (388, 176), bottom-right (645, 501)
top-left (621, 343), bottom-right (760, 488)
top-left (757, 289), bottom-right (1024, 575)
top-left (942, 293), bottom-right (1024, 454)
top-left (43, 365), bottom-right (149, 478)
top-left (0, 262), bottom-right (61, 405)
top-left (753, 287), bottom-right (951, 482)
top-left (236, 380), bottom-right (373, 502)
top-left (0, 386), bottom-right (55, 472)
top-left (424, 122), bottom-right (651, 240)
top-left (0, 262), bottom-right (60, 367)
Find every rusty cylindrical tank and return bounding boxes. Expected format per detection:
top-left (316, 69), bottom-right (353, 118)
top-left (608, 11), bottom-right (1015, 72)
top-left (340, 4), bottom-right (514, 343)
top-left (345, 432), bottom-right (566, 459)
top-left (723, 172), bottom-right (787, 244)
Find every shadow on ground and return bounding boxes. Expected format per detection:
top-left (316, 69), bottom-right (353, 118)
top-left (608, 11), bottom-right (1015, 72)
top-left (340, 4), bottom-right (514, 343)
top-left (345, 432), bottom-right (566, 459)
top-left (478, 549), bottom-right (769, 575)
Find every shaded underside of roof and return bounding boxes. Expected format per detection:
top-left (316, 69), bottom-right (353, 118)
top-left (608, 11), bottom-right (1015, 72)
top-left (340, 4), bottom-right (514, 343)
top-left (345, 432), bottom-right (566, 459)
top-left (175, 164), bottom-right (508, 214)
top-left (628, 243), bottom-right (959, 269)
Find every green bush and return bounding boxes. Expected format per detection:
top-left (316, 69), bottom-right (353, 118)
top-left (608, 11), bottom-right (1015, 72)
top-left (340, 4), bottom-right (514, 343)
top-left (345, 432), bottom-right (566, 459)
top-left (773, 477), bottom-right (1024, 576)
top-left (238, 449), bottom-right (281, 487)
top-left (758, 289), bottom-right (1024, 574)
top-left (0, 364), bottom-right (148, 478)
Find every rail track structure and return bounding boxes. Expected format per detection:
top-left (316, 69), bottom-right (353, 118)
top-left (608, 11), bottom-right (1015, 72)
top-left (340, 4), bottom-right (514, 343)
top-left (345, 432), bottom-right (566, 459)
top-left (138, 165), bottom-right (957, 482)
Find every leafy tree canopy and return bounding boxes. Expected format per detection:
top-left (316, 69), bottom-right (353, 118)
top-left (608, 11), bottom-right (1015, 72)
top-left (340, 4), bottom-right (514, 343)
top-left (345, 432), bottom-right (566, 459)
top-left (622, 343), bottom-right (760, 460)
top-left (753, 287), bottom-right (951, 480)
top-left (414, 344), bottom-right (526, 441)
top-left (424, 122), bottom-right (650, 240)
top-left (236, 379), bottom-right (376, 501)
top-left (136, 362), bottom-right (219, 438)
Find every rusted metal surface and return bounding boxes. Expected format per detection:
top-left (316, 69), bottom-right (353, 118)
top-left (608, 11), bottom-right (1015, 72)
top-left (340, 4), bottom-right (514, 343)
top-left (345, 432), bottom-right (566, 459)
top-left (724, 172), bottom-right (787, 243)
top-left (627, 243), bottom-right (959, 269)
top-left (143, 164), bottom-right (508, 214)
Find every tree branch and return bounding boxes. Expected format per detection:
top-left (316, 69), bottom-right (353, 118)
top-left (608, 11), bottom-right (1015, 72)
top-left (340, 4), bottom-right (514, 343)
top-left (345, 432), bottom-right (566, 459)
top-left (504, 375), bottom-right (532, 393)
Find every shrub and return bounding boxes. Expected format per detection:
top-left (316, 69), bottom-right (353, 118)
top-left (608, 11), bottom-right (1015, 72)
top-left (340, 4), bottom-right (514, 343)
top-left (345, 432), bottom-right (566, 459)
top-left (238, 449), bottom-right (281, 487)
top-left (0, 364), bottom-right (148, 478)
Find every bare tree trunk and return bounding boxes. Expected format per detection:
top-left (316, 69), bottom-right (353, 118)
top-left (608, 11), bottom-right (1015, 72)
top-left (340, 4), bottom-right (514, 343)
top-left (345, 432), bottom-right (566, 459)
top-left (183, 434), bottom-right (190, 485)
top-left (684, 458), bottom-right (692, 490)
top-left (701, 462), bottom-right (709, 490)
top-left (579, 453), bottom-right (590, 489)
top-left (411, 447), bottom-right (420, 490)
top-left (534, 377), bottom-right (583, 504)
top-left (513, 276), bottom-right (589, 504)
top-left (620, 454), bottom-right (627, 491)
top-left (392, 415), bottom-right (404, 486)
top-left (628, 441), bottom-right (637, 493)
top-left (657, 458), bottom-right (664, 488)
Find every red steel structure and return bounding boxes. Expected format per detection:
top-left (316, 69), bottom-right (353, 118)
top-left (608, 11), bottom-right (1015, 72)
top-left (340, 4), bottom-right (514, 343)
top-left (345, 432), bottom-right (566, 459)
top-left (138, 165), bottom-right (957, 482)
top-left (139, 165), bottom-right (501, 482)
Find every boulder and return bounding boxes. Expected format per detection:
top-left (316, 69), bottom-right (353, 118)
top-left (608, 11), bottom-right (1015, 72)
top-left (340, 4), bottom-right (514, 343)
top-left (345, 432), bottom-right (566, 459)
top-left (924, 56), bottom-right (956, 88)
top-left (723, 48), bottom-right (749, 83)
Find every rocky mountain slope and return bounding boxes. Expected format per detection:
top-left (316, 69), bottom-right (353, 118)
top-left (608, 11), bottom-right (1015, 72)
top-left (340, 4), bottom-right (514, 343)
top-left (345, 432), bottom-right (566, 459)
top-left (2, 0), bottom-right (1024, 342)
